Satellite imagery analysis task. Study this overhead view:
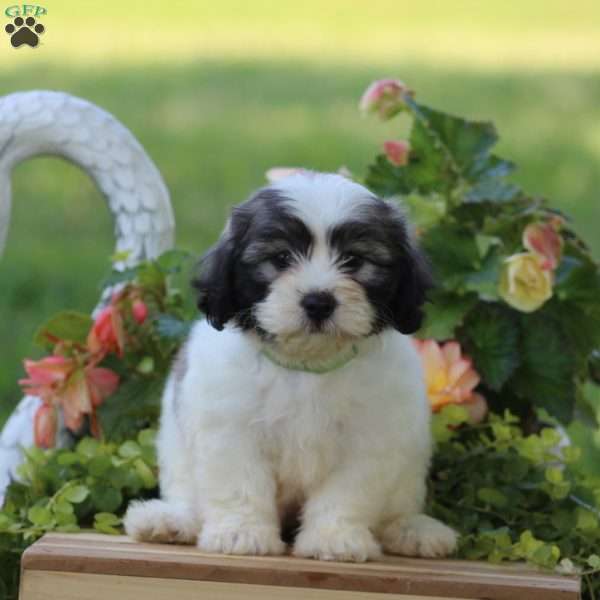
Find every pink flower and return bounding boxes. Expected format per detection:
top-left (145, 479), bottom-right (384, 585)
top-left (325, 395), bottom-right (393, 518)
top-left (19, 356), bottom-right (75, 403)
top-left (132, 299), bottom-right (148, 324)
top-left (87, 305), bottom-right (125, 357)
top-left (359, 78), bottom-right (414, 120)
top-left (413, 340), bottom-right (482, 412)
top-left (20, 354), bottom-right (119, 443)
top-left (86, 366), bottom-right (120, 407)
top-left (34, 403), bottom-right (58, 449)
top-left (60, 366), bottom-right (119, 433)
top-left (383, 140), bottom-right (410, 166)
top-left (523, 221), bottom-right (563, 271)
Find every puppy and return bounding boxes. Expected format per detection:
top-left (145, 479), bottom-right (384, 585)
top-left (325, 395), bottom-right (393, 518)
top-left (124, 172), bottom-right (457, 561)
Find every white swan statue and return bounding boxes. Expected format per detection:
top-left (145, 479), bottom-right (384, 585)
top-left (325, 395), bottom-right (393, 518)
top-left (0, 90), bottom-right (175, 504)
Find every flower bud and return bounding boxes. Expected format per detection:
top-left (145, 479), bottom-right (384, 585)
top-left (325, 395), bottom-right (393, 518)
top-left (132, 299), bottom-right (148, 324)
top-left (359, 78), bottom-right (414, 120)
top-left (383, 140), bottom-right (410, 166)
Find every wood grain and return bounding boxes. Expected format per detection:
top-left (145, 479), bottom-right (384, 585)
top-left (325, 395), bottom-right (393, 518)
top-left (20, 533), bottom-right (580, 600)
top-left (20, 570), bottom-right (472, 600)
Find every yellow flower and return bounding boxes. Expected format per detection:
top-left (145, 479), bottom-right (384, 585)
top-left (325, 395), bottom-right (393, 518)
top-left (499, 252), bottom-right (553, 313)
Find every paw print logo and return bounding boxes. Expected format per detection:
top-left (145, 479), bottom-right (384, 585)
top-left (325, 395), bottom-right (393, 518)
top-left (5, 16), bottom-right (45, 48)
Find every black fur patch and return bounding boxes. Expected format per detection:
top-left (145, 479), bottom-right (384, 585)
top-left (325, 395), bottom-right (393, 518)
top-left (192, 188), bottom-right (313, 330)
top-left (329, 200), bottom-right (433, 334)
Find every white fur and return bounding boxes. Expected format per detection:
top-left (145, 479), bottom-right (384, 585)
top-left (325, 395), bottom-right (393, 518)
top-left (125, 322), bottom-right (457, 559)
top-left (124, 173), bottom-right (457, 561)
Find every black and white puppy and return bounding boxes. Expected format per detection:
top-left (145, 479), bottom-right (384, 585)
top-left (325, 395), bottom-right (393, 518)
top-left (125, 172), bottom-right (457, 561)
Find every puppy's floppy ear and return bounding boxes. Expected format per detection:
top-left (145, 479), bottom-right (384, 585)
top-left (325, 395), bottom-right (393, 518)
top-left (192, 208), bottom-right (250, 331)
top-left (377, 202), bottom-right (433, 334)
top-left (390, 240), bottom-right (434, 334)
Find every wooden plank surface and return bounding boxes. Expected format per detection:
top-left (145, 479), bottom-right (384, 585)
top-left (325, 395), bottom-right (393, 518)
top-left (20, 533), bottom-right (580, 600)
top-left (20, 570), bottom-right (471, 600)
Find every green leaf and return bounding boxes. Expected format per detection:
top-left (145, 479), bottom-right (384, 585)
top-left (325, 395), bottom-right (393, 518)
top-left (137, 429), bottom-right (156, 448)
top-left (587, 554), bottom-right (600, 570)
top-left (119, 441), bottom-right (141, 459)
top-left (63, 485), bottom-right (89, 504)
top-left (90, 485), bottom-right (123, 513)
top-left (156, 249), bottom-right (192, 273)
top-left (155, 314), bottom-right (193, 342)
top-left (76, 437), bottom-right (100, 459)
top-left (94, 512), bottom-right (121, 526)
top-left (93, 513), bottom-right (122, 535)
top-left (33, 311), bottom-right (93, 349)
top-left (475, 234), bottom-right (501, 259)
top-left (401, 193), bottom-right (446, 230)
top-left (418, 294), bottom-right (477, 340)
top-left (421, 224), bottom-right (481, 288)
top-left (134, 459), bottom-right (157, 489)
top-left (464, 178), bottom-right (520, 204)
top-left (88, 455), bottom-right (113, 477)
top-left (477, 488), bottom-right (508, 508)
top-left (576, 507), bottom-right (598, 531)
top-left (98, 376), bottom-right (163, 441)
top-left (28, 506), bottom-right (52, 527)
top-left (409, 100), bottom-right (499, 182)
top-left (462, 304), bottom-right (520, 390)
top-left (512, 313), bottom-right (576, 422)
top-left (463, 249), bottom-right (503, 301)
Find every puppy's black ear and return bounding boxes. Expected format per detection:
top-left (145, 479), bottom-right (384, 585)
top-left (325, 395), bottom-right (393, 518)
top-left (192, 209), bottom-right (250, 331)
top-left (390, 239), bottom-right (434, 335)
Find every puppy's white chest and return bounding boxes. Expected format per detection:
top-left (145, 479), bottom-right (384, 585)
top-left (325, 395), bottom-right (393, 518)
top-left (258, 373), bottom-right (345, 496)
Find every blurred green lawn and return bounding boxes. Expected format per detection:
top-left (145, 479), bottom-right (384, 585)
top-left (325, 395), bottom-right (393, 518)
top-left (1, 1), bottom-right (599, 426)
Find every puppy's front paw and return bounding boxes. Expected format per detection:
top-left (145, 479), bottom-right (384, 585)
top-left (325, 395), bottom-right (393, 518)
top-left (381, 514), bottom-right (457, 558)
top-left (293, 524), bottom-right (381, 562)
top-left (198, 523), bottom-right (285, 556)
top-left (124, 499), bottom-right (198, 544)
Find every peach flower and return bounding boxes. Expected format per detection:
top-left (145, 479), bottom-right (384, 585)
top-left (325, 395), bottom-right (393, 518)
top-left (413, 340), bottom-right (484, 418)
top-left (383, 140), bottom-right (410, 166)
top-left (359, 78), bottom-right (414, 120)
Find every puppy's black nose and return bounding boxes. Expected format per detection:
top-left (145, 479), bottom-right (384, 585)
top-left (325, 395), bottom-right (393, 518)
top-left (301, 291), bottom-right (337, 322)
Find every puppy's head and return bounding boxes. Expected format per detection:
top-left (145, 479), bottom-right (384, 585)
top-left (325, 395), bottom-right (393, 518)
top-left (193, 172), bottom-right (432, 350)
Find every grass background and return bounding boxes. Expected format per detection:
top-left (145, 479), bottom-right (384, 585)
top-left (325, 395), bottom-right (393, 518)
top-left (1, 1), bottom-right (599, 426)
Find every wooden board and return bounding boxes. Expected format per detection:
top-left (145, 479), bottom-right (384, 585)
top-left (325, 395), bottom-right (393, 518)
top-left (20, 533), bottom-right (580, 600)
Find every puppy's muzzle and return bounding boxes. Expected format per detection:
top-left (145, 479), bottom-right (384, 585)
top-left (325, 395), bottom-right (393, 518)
top-left (301, 291), bottom-right (337, 326)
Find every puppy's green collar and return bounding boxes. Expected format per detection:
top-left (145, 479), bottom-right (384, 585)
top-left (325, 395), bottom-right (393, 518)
top-left (260, 344), bottom-right (359, 374)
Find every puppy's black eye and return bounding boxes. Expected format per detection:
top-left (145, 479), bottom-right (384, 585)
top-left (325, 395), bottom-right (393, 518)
top-left (340, 253), bottom-right (364, 271)
top-left (271, 250), bottom-right (293, 270)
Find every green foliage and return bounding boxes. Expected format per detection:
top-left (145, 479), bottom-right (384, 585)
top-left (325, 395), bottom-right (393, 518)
top-left (0, 429), bottom-right (157, 598)
top-left (430, 408), bottom-right (600, 596)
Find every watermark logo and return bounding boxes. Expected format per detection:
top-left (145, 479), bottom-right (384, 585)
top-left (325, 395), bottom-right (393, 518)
top-left (4, 4), bottom-right (46, 48)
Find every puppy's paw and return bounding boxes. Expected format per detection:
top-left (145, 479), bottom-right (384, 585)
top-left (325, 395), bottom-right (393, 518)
top-left (124, 499), bottom-right (198, 544)
top-left (198, 523), bottom-right (285, 556)
top-left (381, 514), bottom-right (457, 558)
top-left (293, 524), bottom-right (381, 562)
